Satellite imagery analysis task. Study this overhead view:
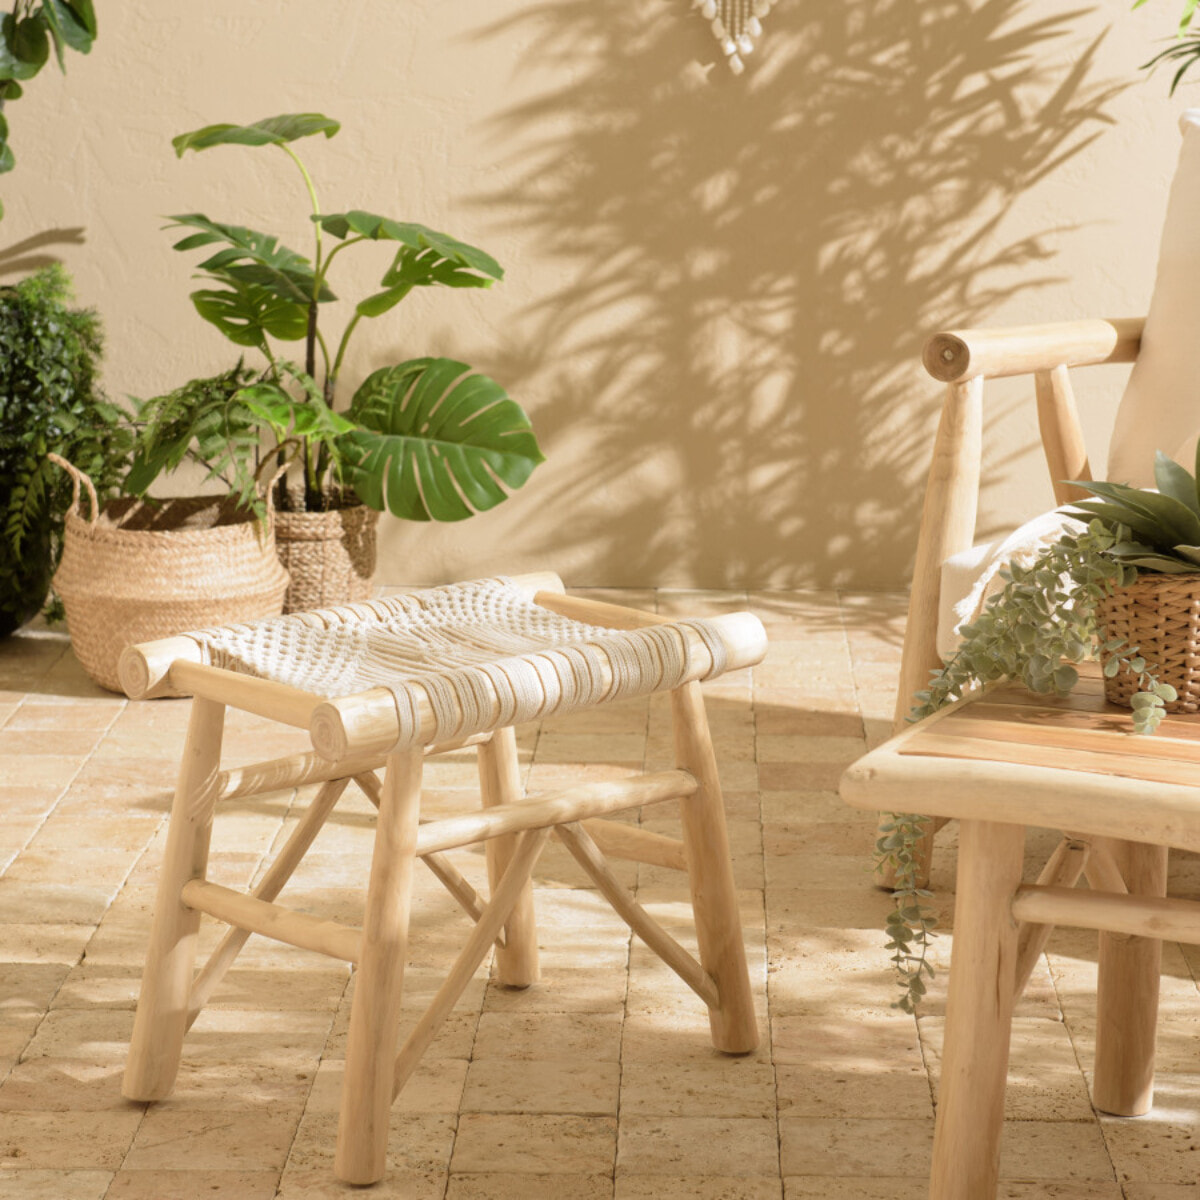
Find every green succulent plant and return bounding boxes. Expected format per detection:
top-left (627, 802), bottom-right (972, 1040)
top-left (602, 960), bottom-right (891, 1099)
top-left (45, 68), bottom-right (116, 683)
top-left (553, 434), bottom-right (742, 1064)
top-left (881, 451), bottom-right (1200, 1012)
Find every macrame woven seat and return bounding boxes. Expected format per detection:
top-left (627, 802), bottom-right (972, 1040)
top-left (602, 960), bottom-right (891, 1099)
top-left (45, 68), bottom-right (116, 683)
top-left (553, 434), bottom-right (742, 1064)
top-left (182, 576), bottom-right (731, 744)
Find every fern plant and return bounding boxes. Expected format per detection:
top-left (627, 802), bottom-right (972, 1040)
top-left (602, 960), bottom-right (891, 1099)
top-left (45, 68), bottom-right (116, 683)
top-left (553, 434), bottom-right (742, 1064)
top-left (880, 451), bottom-right (1200, 1012)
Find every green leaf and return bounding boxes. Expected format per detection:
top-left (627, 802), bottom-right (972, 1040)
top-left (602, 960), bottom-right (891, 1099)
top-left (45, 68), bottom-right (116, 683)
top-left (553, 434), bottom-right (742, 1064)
top-left (0, 13), bottom-right (48, 79)
top-left (341, 358), bottom-right (543, 522)
top-left (165, 214), bottom-right (333, 305)
top-left (43, 0), bottom-right (95, 59)
top-left (316, 212), bottom-right (503, 282)
top-left (172, 113), bottom-right (341, 157)
top-left (190, 283), bottom-right (309, 349)
top-left (1154, 450), bottom-right (1200, 516)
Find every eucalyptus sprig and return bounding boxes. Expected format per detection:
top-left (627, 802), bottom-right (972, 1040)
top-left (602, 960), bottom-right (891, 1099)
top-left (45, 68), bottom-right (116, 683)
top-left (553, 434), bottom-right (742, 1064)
top-left (882, 499), bottom-right (1188, 1012)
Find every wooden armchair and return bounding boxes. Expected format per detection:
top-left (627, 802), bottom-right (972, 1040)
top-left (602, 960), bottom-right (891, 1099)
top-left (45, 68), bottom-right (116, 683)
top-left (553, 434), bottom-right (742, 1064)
top-left (885, 316), bottom-right (1143, 883)
top-left (840, 110), bottom-right (1200, 1199)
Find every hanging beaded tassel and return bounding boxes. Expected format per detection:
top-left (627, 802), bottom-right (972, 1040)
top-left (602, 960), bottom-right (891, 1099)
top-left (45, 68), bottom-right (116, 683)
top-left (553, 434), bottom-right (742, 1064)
top-left (693, 0), bottom-right (771, 75)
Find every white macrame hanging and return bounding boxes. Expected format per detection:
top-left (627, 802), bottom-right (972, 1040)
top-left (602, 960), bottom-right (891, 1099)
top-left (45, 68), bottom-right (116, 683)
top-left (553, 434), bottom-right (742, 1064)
top-left (693, 0), bottom-right (773, 75)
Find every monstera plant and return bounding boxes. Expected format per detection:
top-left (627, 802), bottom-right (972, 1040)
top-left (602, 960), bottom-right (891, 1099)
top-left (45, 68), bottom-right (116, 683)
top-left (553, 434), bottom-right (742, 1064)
top-left (160, 111), bottom-right (543, 523)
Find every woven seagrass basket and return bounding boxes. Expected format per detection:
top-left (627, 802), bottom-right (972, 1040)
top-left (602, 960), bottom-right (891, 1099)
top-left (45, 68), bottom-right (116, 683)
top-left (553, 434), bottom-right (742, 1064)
top-left (273, 490), bottom-right (379, 613)
top-left (49, 456), bottom-right (290, 692)
top-left (1095, 572), bottom-right (1200, 713)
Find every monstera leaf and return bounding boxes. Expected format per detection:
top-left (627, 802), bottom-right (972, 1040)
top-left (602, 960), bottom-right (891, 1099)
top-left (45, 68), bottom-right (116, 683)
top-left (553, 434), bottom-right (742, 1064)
top-left (339, 358), bottom-right (543, 522)
top-left (172, 113), bottom-right (341, 157)
top-left (316, 212), bottom-right (503, 319)
top-left (166, 215), bottom-right (332, 305)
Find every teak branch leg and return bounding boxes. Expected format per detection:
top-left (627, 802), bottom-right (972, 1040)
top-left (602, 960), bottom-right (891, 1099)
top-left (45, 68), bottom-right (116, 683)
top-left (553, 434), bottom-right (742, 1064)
top-left (672, 681), bottom-right (758, 1054)
top-left (123, 697), bottom-right (225, 1102)
top-left (1093, 838), bottom-right (1168, 1116)
top-left (930, 819), bottom-right (1025, 1200)
top-left (478, 726), bottom-right (540, 987)
top-left (334, 748), bottom-right (423, 1186)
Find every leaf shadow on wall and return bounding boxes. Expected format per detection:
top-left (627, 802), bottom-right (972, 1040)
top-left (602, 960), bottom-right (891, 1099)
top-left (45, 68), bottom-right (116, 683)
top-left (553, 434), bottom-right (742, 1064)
top-left (469, 0), bottom-right (1122, 589)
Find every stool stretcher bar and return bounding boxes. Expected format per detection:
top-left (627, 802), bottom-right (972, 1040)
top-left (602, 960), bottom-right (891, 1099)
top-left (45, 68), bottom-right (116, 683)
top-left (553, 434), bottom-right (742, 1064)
top-left (353, 771), bottom-right (504, 948)
top-left (181, 878), bottom-right (362, 963)
top-left (557, 820), bottom-right (718, 1007)
top-left (1012, 884), bottom-right (1200, 944)
top-left (413, 770), bottom-right (698, 856)
top-left (391, 826), bottom-right (553, 1099)
top-left (187, 776), bottom-right (351, 1025)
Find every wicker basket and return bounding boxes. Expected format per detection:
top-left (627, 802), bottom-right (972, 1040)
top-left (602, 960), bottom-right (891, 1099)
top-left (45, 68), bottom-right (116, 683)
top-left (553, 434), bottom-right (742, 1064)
top-left (1095, 572), bottom-right (1200, 713)
top-left (273, 493), bottom-right (379, 613)
top-left (49, 456), bottom-right (290, 692)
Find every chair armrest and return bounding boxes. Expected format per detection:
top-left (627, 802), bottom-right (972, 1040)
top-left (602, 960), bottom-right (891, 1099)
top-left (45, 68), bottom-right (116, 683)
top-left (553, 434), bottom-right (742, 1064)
top-left (924, 318), bottom-right (1144, 383)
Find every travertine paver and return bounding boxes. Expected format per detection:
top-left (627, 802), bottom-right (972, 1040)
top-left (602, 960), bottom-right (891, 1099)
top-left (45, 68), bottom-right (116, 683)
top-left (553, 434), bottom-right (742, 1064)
top-left (0, 588), bottom-right (1195, 1198)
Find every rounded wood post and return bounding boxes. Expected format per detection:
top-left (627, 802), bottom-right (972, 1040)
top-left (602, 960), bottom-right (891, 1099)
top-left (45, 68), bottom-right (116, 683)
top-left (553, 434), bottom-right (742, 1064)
top-left (123, 696), bottom-right (225, 1101)
top-left (1093, 838), bottom-right (1168, 1117)
top-left (930, 818), bottom-right (1025, 1200)
top-left (877, 377), bottom-right (983, 889)
top-left (335, 748), bottom-right (424, 1186)
top-left (671, 680), bottom-right (758, 1054)
top-left (478, 726), bottom-right (540, 988)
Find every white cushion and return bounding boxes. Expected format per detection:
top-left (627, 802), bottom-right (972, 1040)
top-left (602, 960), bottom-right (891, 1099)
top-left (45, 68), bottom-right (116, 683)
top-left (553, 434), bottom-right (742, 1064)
top-left (1107, 109), bottom-right (1200, 484)
top-left (936, 509), bottom-right (1081, 660)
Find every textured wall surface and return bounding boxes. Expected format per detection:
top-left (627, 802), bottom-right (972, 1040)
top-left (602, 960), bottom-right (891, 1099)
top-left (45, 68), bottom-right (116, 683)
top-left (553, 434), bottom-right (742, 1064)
top-left (1, 1), bottom-right (1190, 587)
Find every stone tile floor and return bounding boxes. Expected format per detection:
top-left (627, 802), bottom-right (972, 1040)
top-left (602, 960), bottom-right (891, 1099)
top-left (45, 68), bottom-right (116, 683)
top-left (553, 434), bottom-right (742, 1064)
top-left (0, 587), bottom-right (1198, 1198)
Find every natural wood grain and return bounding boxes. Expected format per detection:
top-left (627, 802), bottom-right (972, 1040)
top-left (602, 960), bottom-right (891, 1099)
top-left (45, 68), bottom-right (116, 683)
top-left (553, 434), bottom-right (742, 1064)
top-left (1034, 365), bottom-right (1092, 504)
top-left (1012, 835), bottom-right (1090, 999)
top-left (923, 317), bottom-right (1143, 383)
top-left (1094, 840), bottom-right (1168, 1117)
top-left (181, 878), bottom-right (361, 962)
top-left (556, 821), bottom-right (718, 1007)
top-left (930, 820), bottom-right (1024, 1200)
top-left (673, 681), bottom-right (758, 1054)
top-left (479, 726), bottom-right (540, 987)
top-left (414, 770), bottom-right (698, 857)
top-left (123, 697), bottom-right (225, 1102)
top-left (335, 749), bottom-right (423, 1185)
top-left (391, 827), bottom-right (552, 1099)
top-left (187, 776), bottom-right (349, 1025)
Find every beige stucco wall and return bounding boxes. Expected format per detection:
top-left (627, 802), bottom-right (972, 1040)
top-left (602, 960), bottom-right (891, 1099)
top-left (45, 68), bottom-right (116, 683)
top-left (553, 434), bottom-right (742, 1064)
top-left (2, 1), bottom-right (1190, 588)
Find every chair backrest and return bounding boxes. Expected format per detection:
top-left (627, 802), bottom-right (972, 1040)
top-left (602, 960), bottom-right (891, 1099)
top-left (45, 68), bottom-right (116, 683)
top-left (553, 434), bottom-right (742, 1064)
top-left (1107, 109), bottom-right (1200, 485)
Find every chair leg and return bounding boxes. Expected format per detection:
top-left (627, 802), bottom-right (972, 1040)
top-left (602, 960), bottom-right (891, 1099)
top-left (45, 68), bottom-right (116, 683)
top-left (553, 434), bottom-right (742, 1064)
top-left (1093, 839), bottom-right (1168, 1117)
top-left (123, 697), bottom-right (225, 1102)
top-left (930, 818), bottom-right (1024, 1200)
top-left (671, 681), bottom-right (758, 1054)
top-left (478, 727), bottom-right (539, 988)
top-left (335, 748), bottom-right (423, 1186)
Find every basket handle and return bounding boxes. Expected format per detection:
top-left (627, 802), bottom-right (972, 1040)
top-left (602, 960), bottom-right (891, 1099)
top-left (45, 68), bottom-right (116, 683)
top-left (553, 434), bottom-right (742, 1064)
top-left (46, 453), bottom-right (100, 527)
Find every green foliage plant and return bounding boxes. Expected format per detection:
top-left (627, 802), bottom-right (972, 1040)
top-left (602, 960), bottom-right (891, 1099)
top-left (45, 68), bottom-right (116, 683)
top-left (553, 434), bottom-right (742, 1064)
top-left (160, 112), bottom-right (544, 518)
top-left (0, 0), bottom-right (97, 216)
top-left (1136, 0), bottom-right (1200, 92)
top-left (0, 263), bottom-right (129, 634)
top-left (880, 450), bottom-right (1200, 1012)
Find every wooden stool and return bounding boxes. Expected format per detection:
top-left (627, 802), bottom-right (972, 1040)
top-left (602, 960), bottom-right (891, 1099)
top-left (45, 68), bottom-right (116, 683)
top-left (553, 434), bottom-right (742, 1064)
top-left (119, 573), bottom-right (765, 1185)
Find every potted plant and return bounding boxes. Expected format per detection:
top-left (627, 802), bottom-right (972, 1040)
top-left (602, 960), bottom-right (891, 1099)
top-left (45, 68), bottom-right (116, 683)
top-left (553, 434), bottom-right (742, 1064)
top-left (0, 264), bottom-right (130, 636)
top-left (160, 111), bottom-right (544, 610)
top-left (879, 450), bottom-right (1200, 1011)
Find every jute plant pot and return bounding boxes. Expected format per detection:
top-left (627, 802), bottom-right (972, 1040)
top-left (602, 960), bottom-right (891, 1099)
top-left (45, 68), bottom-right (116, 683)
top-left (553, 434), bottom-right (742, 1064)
top-left (273, 492), bottom-right (380, 613)
top-left (49, 456), bottom-right (289, 693)
top-left (1095, 572), bottom-right (1200, 713)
